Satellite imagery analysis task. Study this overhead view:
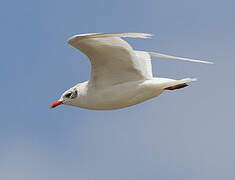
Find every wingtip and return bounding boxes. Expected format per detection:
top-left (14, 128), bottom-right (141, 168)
top-left (149, 52), bottom-right (214, 64)
top-left (198, 60), bottom-right (214, 64)
top-left (137, 33), bottom-right (153, 38)
top-left (207, 61), bottom-right (214, 65)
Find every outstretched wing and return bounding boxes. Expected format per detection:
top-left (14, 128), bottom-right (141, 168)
top-left (149, 52), bottom-right (213, 64)
top-left (68, 33), bottom-right (153, 88)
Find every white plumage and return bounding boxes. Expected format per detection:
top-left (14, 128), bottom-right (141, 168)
top-left (50, 33), bottom-right (212, 110)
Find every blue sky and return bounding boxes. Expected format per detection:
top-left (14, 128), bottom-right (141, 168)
top-left (1, 0), bottom-right (235, 179)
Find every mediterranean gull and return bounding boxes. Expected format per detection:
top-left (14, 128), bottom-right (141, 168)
top-left (50, 33), bottom-right (212, 110)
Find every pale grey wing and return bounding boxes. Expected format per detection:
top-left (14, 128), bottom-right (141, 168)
top-left (68, 33), bottom-right (153, 87)
top-left (134, 50), bottom-right (153, 78)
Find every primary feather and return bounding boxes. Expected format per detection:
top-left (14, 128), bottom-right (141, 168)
top-left (149, 52), bottom-right (213, 64)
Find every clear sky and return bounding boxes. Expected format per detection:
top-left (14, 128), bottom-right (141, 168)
top-left (1, 0), bottom-right (235, 179)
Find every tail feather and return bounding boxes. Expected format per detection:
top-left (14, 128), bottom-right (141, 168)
top-left (162, 78), bottom-right (197, 90)
top-left (165, 83), bottom-right (188, 90)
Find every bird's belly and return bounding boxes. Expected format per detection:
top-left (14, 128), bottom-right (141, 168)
top-left (79, 80), bottom-right (164, 110)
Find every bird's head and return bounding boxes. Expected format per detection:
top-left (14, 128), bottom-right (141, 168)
top-left (50, 87), bottom-right (79, 109)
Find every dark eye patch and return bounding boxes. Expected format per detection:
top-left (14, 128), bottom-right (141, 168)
top-left (70, 90), bottom-right (77, 99)
top-left (64, 90), bottom-right (77, 99)
top-left (64, 92), bottom-right (72, 98)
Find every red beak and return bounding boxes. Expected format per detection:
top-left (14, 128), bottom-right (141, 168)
top-left (50, 100), bottom-right (63, 108)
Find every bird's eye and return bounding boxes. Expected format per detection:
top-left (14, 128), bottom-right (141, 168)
top-left (64, 90), bottom-right (77, 99)
top-left (64, 92), bottom-right (72, 98)
top-left (70, 90), bottom-right (77, 99)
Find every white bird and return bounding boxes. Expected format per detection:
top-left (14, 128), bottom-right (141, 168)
top-left (50, 33), bottom-right (212, 110)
